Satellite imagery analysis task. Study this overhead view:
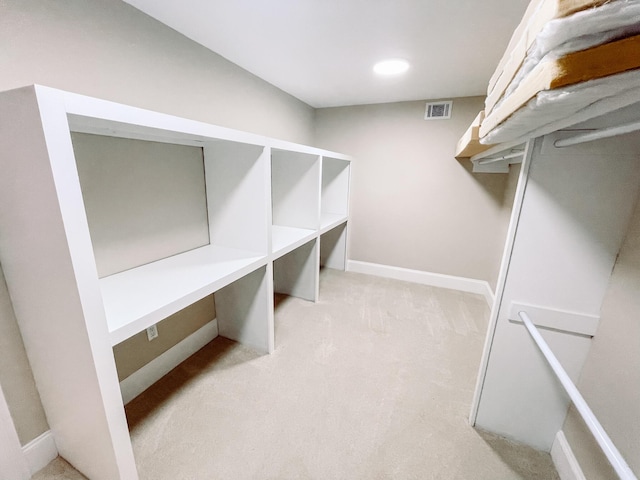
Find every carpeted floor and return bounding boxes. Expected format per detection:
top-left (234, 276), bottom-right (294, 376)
top-left (33, 269), bottom-right (559, 479)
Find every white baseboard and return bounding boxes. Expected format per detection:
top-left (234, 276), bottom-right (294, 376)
top-left (22, 430), bottom-right (57, 475)
top-left (347, 260), bottom-right (495, 307)
top-left (120, 320), bottom-right (218, 404)
top-left (1, 380), bottom-right (31, 479)
top-left (18, 321), bottom-right (219, 474)
top-left (551, 430), bottom-right (586, 480)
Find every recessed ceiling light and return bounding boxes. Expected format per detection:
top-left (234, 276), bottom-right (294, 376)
top-left (373, 59), bottom-right (410, 75)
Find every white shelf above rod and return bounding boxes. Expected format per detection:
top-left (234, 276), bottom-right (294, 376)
top-left (518, 311), bottom-right (637, 480)
top-left (477, 150), bottom-right (524, 166)
top-left (554, 119), bottom-right (640, 148)
top-left (470, 138), bottom-right (526, 163)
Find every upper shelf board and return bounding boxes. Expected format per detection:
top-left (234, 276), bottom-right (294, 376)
top-left (32, 85), bottom-right (353, 160)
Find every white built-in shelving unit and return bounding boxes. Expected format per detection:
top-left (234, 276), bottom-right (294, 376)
top-left (0, 85), bottom-right (351, 480)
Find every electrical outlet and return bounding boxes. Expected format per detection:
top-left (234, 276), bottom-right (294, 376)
top-left (146, 324), bottom-right (158, 341)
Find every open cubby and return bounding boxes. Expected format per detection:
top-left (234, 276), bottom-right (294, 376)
top-left (204, 141), bottom-right (270, 255)
top-left (273, 239), bottom-right (319, 302)
top-left (320, 223), bottom-right (348, 270)
top-left (71, 133), bottom-right (210, 278)
top-left (270, 149), bottom-right (320, 258)
top-left (70, 133), bottom-right (271, 346)
top-left (320, 156), bottom-right (350, 233)
top-left (0, 85), bottom-right (351, 480)
top-left (215, 265), bottom-right (274, 354)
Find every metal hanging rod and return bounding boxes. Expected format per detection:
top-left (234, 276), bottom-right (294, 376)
top-left (554, 119), bottom-right (640, 148)
top-left (518, 311), bottom-right (637, 480)
top-left (477, 150), bottom-right (524, 165)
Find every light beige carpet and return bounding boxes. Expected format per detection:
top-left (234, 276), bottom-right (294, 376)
top-left (34, 269), bottom-right (559, 479)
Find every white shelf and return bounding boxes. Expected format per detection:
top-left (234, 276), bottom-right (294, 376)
top-left (320, 213), bottom-right (348, 234)
top-left (101, 245), bottom-right (266, 346)
top-left (271, 225), bottom-right (316, 259)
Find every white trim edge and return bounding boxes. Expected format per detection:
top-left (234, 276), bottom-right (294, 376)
top-left (551, 430), bottom-right (586, 480)
top-left (22, 430), bottom-right (57, 475)
top-left (120, 320), bottom-right (218, 404)
top-left (469, 138), bottom-right (535, 426)
top-left (508, 302), bottom-right (599, 336)
top-left (347, 260), bottom-right (494, 307)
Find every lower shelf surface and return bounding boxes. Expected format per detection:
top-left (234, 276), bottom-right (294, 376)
top-left (101, 244), bottom-right (266, 345)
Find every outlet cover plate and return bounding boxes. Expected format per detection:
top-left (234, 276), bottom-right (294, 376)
top-left (146, 325), bottom-right (158, 341)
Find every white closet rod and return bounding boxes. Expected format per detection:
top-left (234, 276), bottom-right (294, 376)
top-left (518, 311), bottom-right (637, 480)
top-left (477, 151), bottom-right (523, 165)
top-left (554, 120), bottom-right (640, 148)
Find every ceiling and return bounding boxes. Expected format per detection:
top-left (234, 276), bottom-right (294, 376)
top-left (123, 0), bottom-right (531, 108)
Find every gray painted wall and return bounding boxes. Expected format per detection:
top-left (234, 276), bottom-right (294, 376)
top-left (314, 99), bottom-right (519, 290)
top-left (1, 1), bottom-right (315, 144)
top-left (562, 194), bottom-right (640, 478)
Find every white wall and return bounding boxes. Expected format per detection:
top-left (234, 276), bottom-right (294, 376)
top-left (562, 193), bottom-right (640, 479)
top-left (314, 98), bottom-right (518, 290)
top-left (0, 0), bottom-right (315, 447)
top-left (1, 1), bottom-right (314, 144)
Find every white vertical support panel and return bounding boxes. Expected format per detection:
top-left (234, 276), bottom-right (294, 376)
top-left (0, 86), bottom-right (138, 479)
top-left (274, 239), bottom-right (320, 301)
top-left (265, 147), bottom-right (274, 255)
top-left (266, 262), bottom-right (276, 354)
top-left (320, 224), bottom-right (348, 270)
top-left (271, 150), bottom-right (321, 230)
top-left (204, 142), bottom-right (270, 254)
top-left (265, 262), bottom-right (276, 353)
top-left (215, 266), bottom-right (274, 354)
top-left (470, 139), bottom-right (534, 424)
top-left (473, 131), bottom-right (640, 451)
top-left (0, 383), bottom-right (30, 480)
